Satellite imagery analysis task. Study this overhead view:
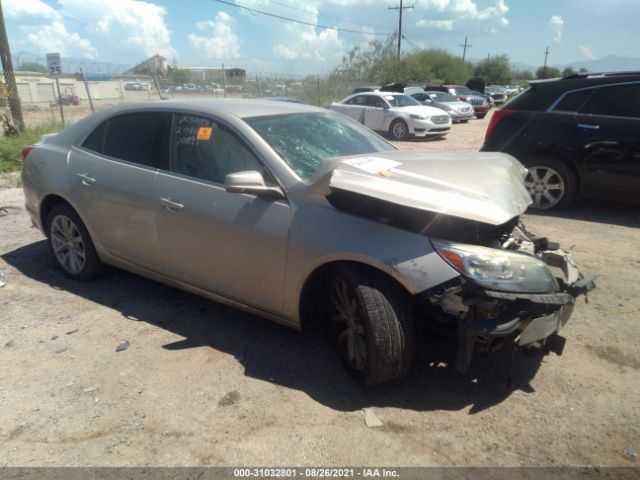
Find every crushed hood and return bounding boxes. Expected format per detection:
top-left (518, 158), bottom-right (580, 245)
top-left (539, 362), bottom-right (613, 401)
top-left (311, 150), bottom-right (532, 225)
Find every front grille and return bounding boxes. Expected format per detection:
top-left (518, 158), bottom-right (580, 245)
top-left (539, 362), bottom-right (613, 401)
top-left (432, 115), bottom-right (450, 124)
top-left (470, 99), bottom-right (484, 106)
top-left (429, 127), bottom-right (450, 132)
top-left (458, 106), bottom-right (472, 113)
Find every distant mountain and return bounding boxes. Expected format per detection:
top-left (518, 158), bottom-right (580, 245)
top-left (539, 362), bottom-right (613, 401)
top-left (561, 55), bottom-right (640, 73)
top-left (469, 55), bottom-right (640, 75)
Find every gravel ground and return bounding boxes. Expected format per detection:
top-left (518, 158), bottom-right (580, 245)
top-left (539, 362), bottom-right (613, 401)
top-left (1, 112), bottom-right (639, 467)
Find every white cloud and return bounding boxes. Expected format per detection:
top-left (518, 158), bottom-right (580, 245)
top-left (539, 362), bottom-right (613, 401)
top-left (3, 0), bottom-right (60, 25)
top-left (416, 19), bottom-right (454, 31)
top-left (188, 12), bottom-right (242, 60)
top-left (414, 0), bottom-right (509, 32)
top-left (579, 44), bottom-right (596, 60)
top-left (58, 0), bottom-right (176, 59)
top-left (26, 21), bottom-right (97, 58)
top-left (6, 0), bottom-right (96, 58)
top-left (549, 15), bottom-right (564, 43)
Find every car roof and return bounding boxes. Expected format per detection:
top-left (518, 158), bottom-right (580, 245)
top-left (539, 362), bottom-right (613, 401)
top-left (50, 99), bottom-right (328, 147)
top-left (510, 71), bottom-right (640, 111)
top-left (104, 98), bottom-right (324, 118)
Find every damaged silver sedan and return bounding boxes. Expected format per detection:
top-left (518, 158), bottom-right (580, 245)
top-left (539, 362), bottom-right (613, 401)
top-left (21, 99), bottom-right (594, 385)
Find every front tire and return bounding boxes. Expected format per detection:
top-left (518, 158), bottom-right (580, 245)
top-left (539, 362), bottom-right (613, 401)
top-left (389, 119), bottom-right (410, 141)
top-left (522, 156), bottom-right (577, 210)
top-left (327, 265), bottom-right (416, 386)
top-left (476, 113), bottom-right (487, 119)
top-left (45, 204), bottom-right (106, 280)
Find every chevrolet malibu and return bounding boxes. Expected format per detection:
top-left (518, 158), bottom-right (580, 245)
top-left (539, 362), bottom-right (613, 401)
top-left (330, 91), bottom-right (451, 141)
top-left (21, 100), bottom-right (594, 385)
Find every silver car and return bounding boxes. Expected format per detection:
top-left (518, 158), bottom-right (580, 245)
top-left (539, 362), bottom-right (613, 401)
top-left (412, 91), bottom-right (474, 123)
top-left (21, 99), bottom-right (594, 385)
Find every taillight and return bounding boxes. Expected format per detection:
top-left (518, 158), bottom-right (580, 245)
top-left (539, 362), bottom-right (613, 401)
top-left (21, 145), bottom-right (34, 160)
top-left (484, 108), bottom-right (514, 145)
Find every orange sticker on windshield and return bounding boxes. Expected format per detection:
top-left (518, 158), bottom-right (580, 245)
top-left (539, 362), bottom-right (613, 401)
top-left (196, 127), bottom-right (212, 141)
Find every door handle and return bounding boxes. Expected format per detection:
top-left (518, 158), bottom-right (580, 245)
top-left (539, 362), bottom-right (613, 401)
top-left (159, 197), bottom-right (184, 211)
top-left (77, 173), bottom-right (96, 186)
top-left (577, 123), bottom-right (600, 130)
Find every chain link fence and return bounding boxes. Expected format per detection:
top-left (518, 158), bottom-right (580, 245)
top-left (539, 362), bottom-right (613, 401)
top-left (2, 72), bottom-right (369, 130)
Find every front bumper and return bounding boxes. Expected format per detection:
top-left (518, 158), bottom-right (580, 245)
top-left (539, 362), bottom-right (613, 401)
top-left (442, 249), bottom-right (595, 374)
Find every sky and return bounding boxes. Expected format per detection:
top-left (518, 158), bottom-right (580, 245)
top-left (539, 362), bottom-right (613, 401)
top-left (4, 0), bottom-right (640, 76)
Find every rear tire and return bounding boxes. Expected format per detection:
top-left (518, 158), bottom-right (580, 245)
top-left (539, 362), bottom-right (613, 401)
top-left (389, 119), bottom-right (410, 141)
top-left (327, 264), bottom-right (416, 386)
top-left (45, 204), bottom-right (106, 281)
top-left (522, 156), bottom-right (577, 210)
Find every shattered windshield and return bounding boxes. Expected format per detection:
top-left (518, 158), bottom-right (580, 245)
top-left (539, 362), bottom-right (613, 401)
top-left (246, 112), bottom-right (394, 180)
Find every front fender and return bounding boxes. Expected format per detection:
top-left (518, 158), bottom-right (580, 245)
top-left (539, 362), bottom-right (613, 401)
top-left (282, 202), bottom-right (460, 323)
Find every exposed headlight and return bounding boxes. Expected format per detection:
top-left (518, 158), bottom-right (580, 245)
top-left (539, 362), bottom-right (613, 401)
top-left (410, 114), bottom-right (429, 120)
top-left (433, 240), bottom-right (559, 293)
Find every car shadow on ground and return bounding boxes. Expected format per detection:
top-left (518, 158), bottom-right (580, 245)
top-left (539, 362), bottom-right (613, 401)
top-left (525, 199), bottom-right (640, 228)
top-left (3, 240), bottom-right (545, 415)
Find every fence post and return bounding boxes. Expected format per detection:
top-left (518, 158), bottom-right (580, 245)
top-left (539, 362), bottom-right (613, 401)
top-left (79, 67), bottom-right (95, 113)
top-left (54, 76), bottom-right (65, 126)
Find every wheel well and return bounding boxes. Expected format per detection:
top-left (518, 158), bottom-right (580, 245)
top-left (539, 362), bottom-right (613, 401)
top-left (298, 260), bottom-right (411, 331)
top-left (40, 195), bottom-right (71, 233)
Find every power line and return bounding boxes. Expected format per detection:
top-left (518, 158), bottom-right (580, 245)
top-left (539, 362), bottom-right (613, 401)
top-left (212, 0), bottom-right (392, 36)
top-left (401, 34), bottom-right (420, 52)
top-left (265, 0), bottom-right (385, 31)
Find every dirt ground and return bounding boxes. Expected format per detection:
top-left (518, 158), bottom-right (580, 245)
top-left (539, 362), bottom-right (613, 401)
top-left (1, 112), bottom-right (639, 468)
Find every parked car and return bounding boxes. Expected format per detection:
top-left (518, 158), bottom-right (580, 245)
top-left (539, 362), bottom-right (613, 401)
top-left (485, 85), bottom-right (508, 104)
top-left (482, 71), bottom-right (640, 209)
top-left (411, 91), bottom-right (474, 123)
top-left (331, 91), bottom-right (452, 140)
top-left (124, 82), bottom-right (143, 91)
top-left (425, 85), bottom-right (491, 119)
top-left (21, 99), bottom-right (594, 385)
top-left (352, 85), bottom-right (381, 94)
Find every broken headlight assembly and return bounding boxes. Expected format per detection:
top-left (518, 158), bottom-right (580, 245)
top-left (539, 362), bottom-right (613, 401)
top-left (432, 239), bottom-right (559, 294)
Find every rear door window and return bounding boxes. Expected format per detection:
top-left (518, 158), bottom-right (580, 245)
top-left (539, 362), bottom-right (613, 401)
top-left (101, 112), bottom-right (172, 169)
top-left (553, 89), bottom-right (594, 112)
top-left (82, 120), bottom-right (107, 153)
top-left (580, 84), bottom-right (640, 118)
top-left (170, 113), bottom-right (263, 184)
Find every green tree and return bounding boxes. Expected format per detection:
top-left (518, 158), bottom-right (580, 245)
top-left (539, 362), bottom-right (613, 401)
top-left (512, 69), bottom-right (534, 81)
top-left (473, 54), bottom-right (512, 84)
top-left (535, 66), bottom-right (562, 79)
top-left (579, 67), bottom-right (589, 73)
top-left (404, 49), bottom-right (472, 84)
top-left (562, 66), bottom-right (576, 77)
top-left (166, 67), bottom-right (190, 85)
top-left (17, 62), bottom-right (47, 74)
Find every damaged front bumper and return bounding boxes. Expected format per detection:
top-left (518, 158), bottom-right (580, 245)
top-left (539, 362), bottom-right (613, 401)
top-left (427, 246), bottom-right (596, 374)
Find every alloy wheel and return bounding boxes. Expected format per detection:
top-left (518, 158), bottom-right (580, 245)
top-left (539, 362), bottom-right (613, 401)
top-left (50, 214), bottom-right (86, 274)
top-left (329, 277), bottom-right (366, 370)
top-left (392, 121), bottom-right (408, 140)
top-left (524, 166), bottom-right (566, 209)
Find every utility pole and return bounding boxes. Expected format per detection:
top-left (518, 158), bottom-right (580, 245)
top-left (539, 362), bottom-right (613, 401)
top-left (0, 0), bottom-right (24, 132)
top-left (388, 0), bottom-right (413, 60)
top-left (460, 36), bottom-right (472, 63)
top-left (543, 46), bottom-right (550, 78)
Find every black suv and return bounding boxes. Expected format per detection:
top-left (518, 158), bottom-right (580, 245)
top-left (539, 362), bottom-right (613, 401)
top-left (482, 72), bottom-right (640, 209)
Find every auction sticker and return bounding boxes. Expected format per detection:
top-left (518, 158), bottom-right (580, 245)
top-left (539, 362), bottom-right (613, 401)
top-left (342, 157), bottom-right (402, 175)
top-left (196, 127), bottom-right (213, 141)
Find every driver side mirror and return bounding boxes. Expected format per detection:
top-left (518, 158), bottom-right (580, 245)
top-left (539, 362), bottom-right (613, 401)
top-left (224, 170), bottom-right (284, 199)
